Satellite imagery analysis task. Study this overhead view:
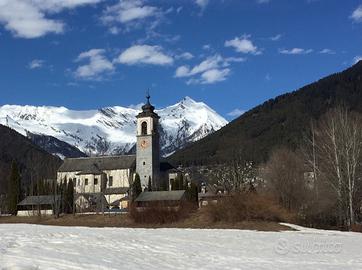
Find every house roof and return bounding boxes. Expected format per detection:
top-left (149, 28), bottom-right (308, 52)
top-left (58, 155), bottom-right (136, 173)
top-left (104, 187), bottom-right (129, 195)
top-left (18, 195), bottom-right (60, 206)
top-left (110, 196), bottom-right (129, 206)
top-left (135, 190), bottom-right (186, 202)
top-left (76, 193), bottom-right (108, 205)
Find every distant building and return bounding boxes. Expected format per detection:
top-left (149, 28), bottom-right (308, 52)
top-left (17, 195), bottom-right (60, 216)
top-left (135, 190), bottom-right (186, 209)
top-left (75, 193), bottom-right (108, 212)
top-left (198, 183), bottom-right (228, 208)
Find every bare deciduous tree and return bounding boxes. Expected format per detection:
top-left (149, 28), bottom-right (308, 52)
top-left (303, 107), bottom-right (362, 229)
top-left (262, 147), bottom-right (307, 211)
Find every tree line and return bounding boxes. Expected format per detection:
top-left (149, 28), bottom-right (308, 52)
top-left (3, 162), bottom-right (74, 216)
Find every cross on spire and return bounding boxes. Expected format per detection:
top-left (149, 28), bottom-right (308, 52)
top-left (146, 89), bottom-right (150, 104)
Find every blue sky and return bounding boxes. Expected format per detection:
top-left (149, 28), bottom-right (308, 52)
top-left (0, 0), bottom-right (361, 120)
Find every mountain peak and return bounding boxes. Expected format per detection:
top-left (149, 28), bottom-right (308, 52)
top-left (178, 96), bottom-right (197, 106)
top-left (0, 98), bottom-right (227, 158)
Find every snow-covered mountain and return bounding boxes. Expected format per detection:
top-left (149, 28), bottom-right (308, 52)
top-left (0, 97), bottom-right (228, 158)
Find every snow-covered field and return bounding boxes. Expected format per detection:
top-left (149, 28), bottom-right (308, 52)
top-left (0, 223), bottom-right (361, 270)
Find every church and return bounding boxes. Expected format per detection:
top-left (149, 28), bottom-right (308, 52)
top-left (57, 94), bottom-right (179, 211)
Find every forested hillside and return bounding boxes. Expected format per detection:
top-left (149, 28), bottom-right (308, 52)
top-left (0, 125), bottom-right (62, 194)
top-left (169, 61), bottom-right (362, 166)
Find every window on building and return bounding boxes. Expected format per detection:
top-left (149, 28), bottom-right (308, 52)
top-left (143, 161), bottom-right (146, 165)
top-left (94, 178), bottom-right (98, 185)
top-left (141, 121), bottom-right (147, 135)
top-left (109, 176), bottom-right (113, 187)
top-left (73, 178), bottom-right (76, 186)
top-left (85, 178), bottom-right (88, 185)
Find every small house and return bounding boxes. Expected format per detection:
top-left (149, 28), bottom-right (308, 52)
top-left (135, 190), bottom-right (186, 210)
top-left (17, 195), bottom-right (60, 216)
top-left (75, 193), bottom-right (108, 213)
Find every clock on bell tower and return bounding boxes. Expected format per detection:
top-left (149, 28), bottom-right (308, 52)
top-left (136, 93), bottom-right (160, 190)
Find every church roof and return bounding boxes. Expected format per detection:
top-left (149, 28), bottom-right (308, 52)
top-left (58, 155), bottom-right (136, 173)
top-left (104, 187), bottom-right (129, 195)
top-left (76, 163), bottom-right (103, 175)
top-left (135, 190), bottom-right (186, 202)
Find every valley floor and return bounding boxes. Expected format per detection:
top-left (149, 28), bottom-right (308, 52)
top-left (0, 223), bottom-right (361, 270)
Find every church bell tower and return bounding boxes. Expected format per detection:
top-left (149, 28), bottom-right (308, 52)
top-left (136, 93), bottom-right (160, 190)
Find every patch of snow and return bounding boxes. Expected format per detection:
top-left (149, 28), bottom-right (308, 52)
top-left (0, 224), bottom-right (361, 269)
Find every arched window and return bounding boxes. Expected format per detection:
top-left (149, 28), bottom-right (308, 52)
top-left (141, 121), bottom-right (147, 135)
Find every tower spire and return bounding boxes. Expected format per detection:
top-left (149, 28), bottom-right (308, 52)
top-left (146, 89), bottom-right (150, 104)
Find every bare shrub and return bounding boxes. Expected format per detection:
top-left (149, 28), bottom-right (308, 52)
top-left (351, 224), bottom-right (362, 233)
top-left (205, 193), bottom-right (294, 223)
top-left (261, 147), bottom-right (307, 211)
top-left (130, 202), bottom-right (196, 224)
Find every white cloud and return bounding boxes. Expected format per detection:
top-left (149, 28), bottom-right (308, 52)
top-left (279, 48), bottom-right (313, 55)
top-left (199, 68), bottom-right (230, 84)
top-left (74, 49), bottom-right (114, 80)
top-left (195, 0), bottom-right (209, 10)
top-left (175, 66), bottom-right (191, 77)
top-left (109, 26), bottom-right (121, 35)
top-left (225, 36), bottom-right (261, 55)
top-left (28, 59), bottom-right (45, 69)
top-left (319, 48), bottom-right (335, 54)
top-left (0, 0), bottom-right (101, 38)
top-left (116, 45), bottom-right (173, 66)
top-left (223, 57), bottom-right (245, 65)
top-left (101, 0), bottom-right (165, 32)
top-left (351, 5), bottom-right (362, 22)
top-left (175, 52), bottom-right (194, 60)
top-left (175, 54), bottom-right (242, 85)
top-left (175, 54), bottom-right (223, 78)
top-left (202, 44), bottom-right (212, 50)
top-left (270, 34), bottom-right (282, 41)
top-left (256, 0), bottom-right (270, 4)
top-left (102, 0), bottom-right (157, 24)
top-left (227, 108), bottom-right (245, 117)
top-left (353, 56), bottom-right (362, 64)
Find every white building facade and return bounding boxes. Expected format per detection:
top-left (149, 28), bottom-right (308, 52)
top-left (57, 155), bottom-right (135, 210)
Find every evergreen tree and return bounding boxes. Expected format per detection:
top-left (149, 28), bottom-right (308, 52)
top-left (147, 176), bottom-right (152, 192)
top-left (7, 161), bottom-right (21, 215)
top-left (62, 180), bottom-right (68, 213)
top-left (66, 180), bottom-right (74, 214)
top-left (171, 174), bottom-right (186, 191)
top-left (171, 179), bottom-right (176, 191)
top-left (132, 173), bottom-right (142, 201)
top-left (186, 182), bottom-right (199, 205)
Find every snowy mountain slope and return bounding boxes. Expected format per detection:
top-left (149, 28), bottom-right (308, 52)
top-left (0, 97), bottom-right (228, 157)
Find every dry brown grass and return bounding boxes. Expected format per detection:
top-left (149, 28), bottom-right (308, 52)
top-left (0, 211), bottom-right (291, 231)
top-left (129, 202), bottom-right (196, 224)
top-left (203, 193), bottom-right (295, 224)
